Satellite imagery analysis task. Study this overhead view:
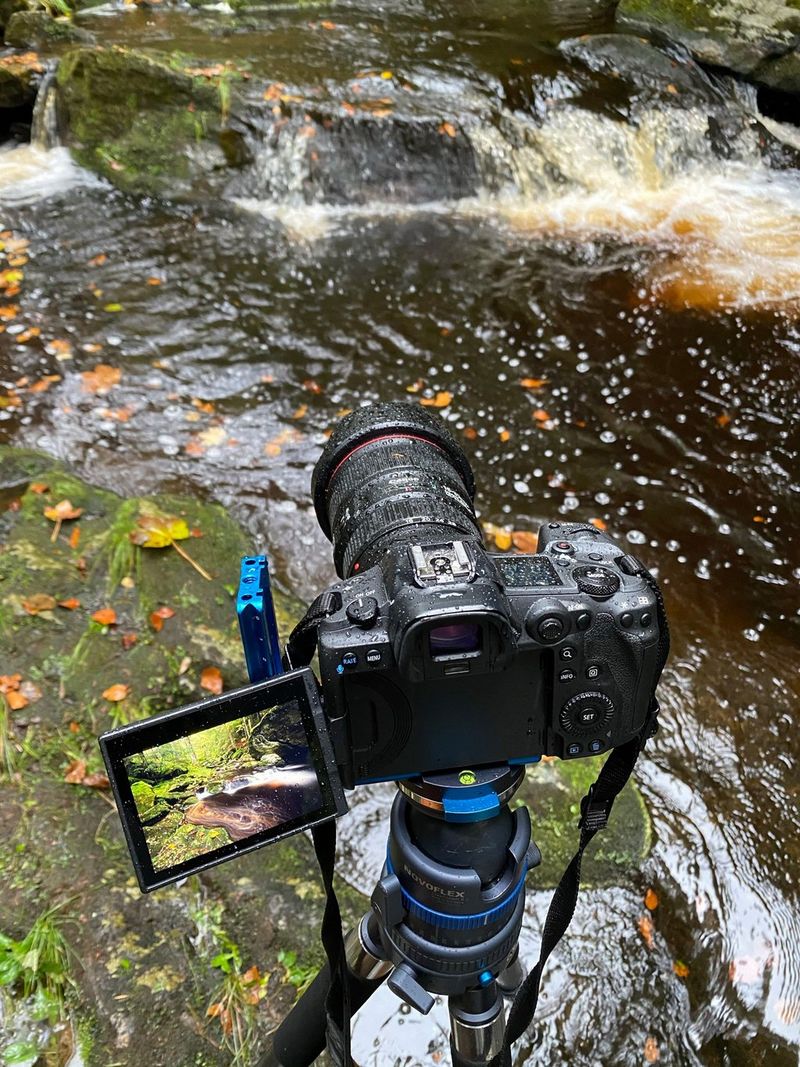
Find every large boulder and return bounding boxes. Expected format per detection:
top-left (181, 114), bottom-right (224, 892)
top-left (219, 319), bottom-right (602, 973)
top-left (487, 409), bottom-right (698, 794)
top-left (615, 0), bottom-right (800, 88)
top-left (5, 10), bottom-right (92, 49)
top-left (55, 46), bottom-right (253, 197)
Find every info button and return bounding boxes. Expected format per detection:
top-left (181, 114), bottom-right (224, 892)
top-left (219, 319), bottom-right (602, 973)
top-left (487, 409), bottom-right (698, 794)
top-left (365, 648), bottom-right (382, 665)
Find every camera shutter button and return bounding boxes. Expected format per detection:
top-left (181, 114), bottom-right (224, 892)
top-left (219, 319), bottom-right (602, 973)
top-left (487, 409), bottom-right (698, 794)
top-left (346, 596), bottom-right (379, 628)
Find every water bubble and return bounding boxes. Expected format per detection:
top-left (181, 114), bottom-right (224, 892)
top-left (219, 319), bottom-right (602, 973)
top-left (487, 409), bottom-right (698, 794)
top-left (595, 492), bottom-right (610, 505)
top-left (718, 523), bottom-right (731, 535)
top-left (599, 431), bottom-right (616, 444)
top-left (514, 481), bottom-right (530, 494)
top-left (695, 559), bottom-right (711, 580)
top-left (666, 540), bottom-right (680, 551)
top-left (626, 530), bottom-right (647, 544)
top-left (744, 628), bottom-right (760, 642)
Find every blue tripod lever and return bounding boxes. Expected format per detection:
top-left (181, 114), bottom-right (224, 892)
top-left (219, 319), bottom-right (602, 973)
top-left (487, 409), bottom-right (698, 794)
top-left (237, 554), bottom-right (283, 683)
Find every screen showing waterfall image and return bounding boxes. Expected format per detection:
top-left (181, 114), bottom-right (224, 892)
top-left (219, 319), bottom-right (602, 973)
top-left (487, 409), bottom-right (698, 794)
top-left (123, 698), bottom-right (323, 872)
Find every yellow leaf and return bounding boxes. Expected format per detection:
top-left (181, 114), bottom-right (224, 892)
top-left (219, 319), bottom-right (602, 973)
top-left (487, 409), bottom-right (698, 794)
top-left (494, 530), bottom-right (512, 551)
top-left (129, 513), bottom-right (191, 548)
top-left (43, 499), bottom-right (82, 522)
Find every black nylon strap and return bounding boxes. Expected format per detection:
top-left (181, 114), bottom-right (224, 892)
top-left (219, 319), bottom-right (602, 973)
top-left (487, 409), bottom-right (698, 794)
top-left (283, 591), bottom-right (342, 671)
top-left (489, 734), bottom-right (643, 1067)
top-left (311, 820), bottom-right (352, 1066)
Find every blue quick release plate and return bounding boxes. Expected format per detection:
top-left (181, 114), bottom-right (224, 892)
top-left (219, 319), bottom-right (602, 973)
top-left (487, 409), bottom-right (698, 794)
top-left (237, 555), bottom-right (283, 683)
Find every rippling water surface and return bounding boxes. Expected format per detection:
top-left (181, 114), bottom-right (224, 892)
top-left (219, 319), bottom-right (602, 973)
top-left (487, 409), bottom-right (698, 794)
top-left (1, 1), bottom-right (799, 1062)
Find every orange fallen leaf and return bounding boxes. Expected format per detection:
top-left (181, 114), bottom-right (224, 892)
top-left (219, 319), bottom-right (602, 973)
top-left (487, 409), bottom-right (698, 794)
top-left (644, 1036), bottom-right (660, 1063)
top-left (6, 689), bottom-right (28, 711)
top-left (146, 276), bottom-right (162, 286)
top-left (320, 19), bottom-right (336, 29)
top-left (638, 913), bottom-right (655, 949)
top-left (463, 427), bottom-right (477, 440)
top-left (92, 608), bottom-right (117, 626)
top-left (242, 965), bottom-right (261, 984)
top-left (88, 253), bottom-right (107, 267)
top-left (511, 531), bottom-right (538, 553)
top-left (82, 771), bottom-right (110, 789)
top-left (498, 429), bottom-right (511, 443)
top-left (149, 612), bottom-right (164, 632)
top-left (673, 960), bottom-right (690, 978)
top-left (438, 121), bottom-right (457, 138)
top-left (102, 683), bottom-right (129, 702)
top-left (420, 391), bottom-right (453, 409)
top-left (121, 632), bottom-right (138, 651)
top-left (45, 339), bottom-right (73, 359)
top-left (716, 412), bottom-right (731, 427)
top-left (16, 326), bottom-right (41, 343)
top-left (23, 593), bottom-right (57, 614)
top-left (406, 379), bottom-right (424, 393)
top-left (0, 304), bottom-right (18, 320)
top-left (82, 363), bottom-right (121, 394)
top-left (68, 525), bottom-right (81, 550)
top-left (28, 374), bottom-right (61, 393)
top-left (44, 499), bottom-right (82, 542)
top-left (644, 887), bottom-right (659, 911)
top-left (201, 666), bottom-right (223, 695)
top-left (29, 482), bottom-right (48, 494)
top-left (532, 408), bottom-right (551, 423)
top-left (520, 378), bottom-right (548, 389)
top-left (152, 605), bottom-right (175, 619)
top-left (589, 517), bottom-right (607, 531)
top-left (64, 758), bottom-right (87, 783)
top-left (292, 404), bottom-right (308, 420)
top-left (0, 675), bottom-right (21, 694)
top-left (58, 597), bottom-right (81, 610)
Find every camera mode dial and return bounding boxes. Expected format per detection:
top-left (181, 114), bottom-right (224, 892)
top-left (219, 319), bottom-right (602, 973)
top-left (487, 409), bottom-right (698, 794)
top-left (560, 691), bottom-right (614, 735)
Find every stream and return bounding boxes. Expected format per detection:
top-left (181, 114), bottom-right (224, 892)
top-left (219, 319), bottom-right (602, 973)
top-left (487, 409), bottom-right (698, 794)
top-left (1, 0), bottom-right (799, 1063)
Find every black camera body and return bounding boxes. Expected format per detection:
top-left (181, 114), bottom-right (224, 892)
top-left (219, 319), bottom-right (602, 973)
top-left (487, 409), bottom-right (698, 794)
top-left (316, 521), bottom-right (661, 788)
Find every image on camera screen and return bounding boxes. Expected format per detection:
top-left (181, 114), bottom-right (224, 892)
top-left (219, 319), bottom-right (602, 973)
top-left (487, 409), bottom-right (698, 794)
top-left (123, 698), bottom-right (323, 873)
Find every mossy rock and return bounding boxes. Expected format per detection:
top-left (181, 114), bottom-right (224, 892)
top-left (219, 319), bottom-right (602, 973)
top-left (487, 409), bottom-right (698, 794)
top-left (756, 45), bottom-right (800, 93)
top-left (0, 48), bottom-right (43, 108)
top-left (616, 0), bottom-right (800, 76)
top-left (0, 447), bottom-right (345, 1066)
top-left (5, 10), bottom-right (93, 49)
top-left (517, 755), bottom-right (650, 888)
top-left (55, 46), bottom-right (252, 197)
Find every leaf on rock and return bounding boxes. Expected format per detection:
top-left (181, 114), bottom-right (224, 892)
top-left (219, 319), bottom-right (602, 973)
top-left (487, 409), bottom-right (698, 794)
top-left (44, 500), bottom-right (82, 522)
top-left (102, 683), bottom-right (130, 702)
top-left (644, 887), bottom-right (659, 911)
top-left (129, 513), bottom-right (190, 548)
top-left (92, 608), bottom-right (117, 626)
top-left (201, 666), bottom-right (223, 695)
top-left (673, 961), bottom-right (690, 979)
top-left (6, 690), bottom-right (29, 711)
top-left (64, 759), bottom-right (87, 784)
top-left (82, 772), bottom-right (110, 789)
top-left (22, 593), bottom-right (57, 614)
top-left (58, 597), bottom-right (81, 611)
top-left (0, 675), bottom-right (21, 694)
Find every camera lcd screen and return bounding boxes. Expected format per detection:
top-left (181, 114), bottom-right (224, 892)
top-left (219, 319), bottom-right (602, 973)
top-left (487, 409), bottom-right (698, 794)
top-left (495, 556), bottom-right (562, 588)
top-left (99, 668), bottom-right (346, 892)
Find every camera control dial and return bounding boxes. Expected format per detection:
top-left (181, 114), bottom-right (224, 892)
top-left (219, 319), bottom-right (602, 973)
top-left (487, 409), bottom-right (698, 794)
top-left (559, 691), bottom-right (614, 735)
top-left (572, 566), bottom-right (620, 599)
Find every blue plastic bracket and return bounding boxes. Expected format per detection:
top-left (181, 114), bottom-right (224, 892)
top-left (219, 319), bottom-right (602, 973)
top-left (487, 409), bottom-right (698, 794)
top-left (237, 554), bottom-right (283, 683)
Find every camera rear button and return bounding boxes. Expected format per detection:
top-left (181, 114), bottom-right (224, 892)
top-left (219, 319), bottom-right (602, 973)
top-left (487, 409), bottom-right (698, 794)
top-left (589, 740), bottom-right (604, 753)
top-left (341, 651), bottom-right (358, 668)
top-left (567, 743), bottom-right (582, 756)
top-left (559, 646), bottom-right (576, 661)
top-left (559, 668), bottom-right (575, 683)
top-left (365, 648), bottom-right (382, 665)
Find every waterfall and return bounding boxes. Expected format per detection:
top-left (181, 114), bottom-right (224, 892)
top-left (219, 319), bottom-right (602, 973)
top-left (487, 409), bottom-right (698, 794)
top-left (31, 66), bottom-right (60, 151)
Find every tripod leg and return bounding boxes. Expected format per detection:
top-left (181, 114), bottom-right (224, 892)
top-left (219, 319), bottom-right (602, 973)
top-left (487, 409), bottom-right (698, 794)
top-left (257, 915), bottom-right (391, 1067)
top-left (448, 983), bottom-right (506, 1067)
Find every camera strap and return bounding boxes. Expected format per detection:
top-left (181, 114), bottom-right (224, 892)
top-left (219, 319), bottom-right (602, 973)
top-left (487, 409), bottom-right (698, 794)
top-left (311, 819), bottom-right (352, 1065)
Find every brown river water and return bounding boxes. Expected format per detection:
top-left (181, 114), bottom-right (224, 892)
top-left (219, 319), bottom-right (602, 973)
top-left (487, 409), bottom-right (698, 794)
top-left (1, 0), bottom-right (799, 1062)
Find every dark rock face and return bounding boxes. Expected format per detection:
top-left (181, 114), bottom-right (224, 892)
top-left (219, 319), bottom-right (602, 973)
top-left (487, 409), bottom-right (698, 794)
top-left (616, 0), bottom-right (800, 95)
top-left (0, 48), bottom-right (42, 109)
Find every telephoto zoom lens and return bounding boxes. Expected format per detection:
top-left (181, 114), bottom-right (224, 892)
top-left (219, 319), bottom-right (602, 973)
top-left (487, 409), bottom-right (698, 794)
top-left (312, 403), bottom-right (482, 577)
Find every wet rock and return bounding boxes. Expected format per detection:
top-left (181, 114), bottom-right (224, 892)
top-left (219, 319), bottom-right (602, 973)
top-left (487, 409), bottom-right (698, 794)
top-left (55, 46), bottom-right (253, 197)
top-left (615, 0), bottom-right (800, 85)
top-left (0, 446), bottom-right (325, 1065)
top-left (0, 47), bottom-right (43, 108)
top-left (5, 10), bottom-right (93, 49)
top-left (756, 45), bottom-right (800, 93)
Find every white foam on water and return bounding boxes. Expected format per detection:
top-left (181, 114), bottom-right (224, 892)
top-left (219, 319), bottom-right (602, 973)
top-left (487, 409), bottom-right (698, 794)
top-left (0, 144), bottom-right (99, 206)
